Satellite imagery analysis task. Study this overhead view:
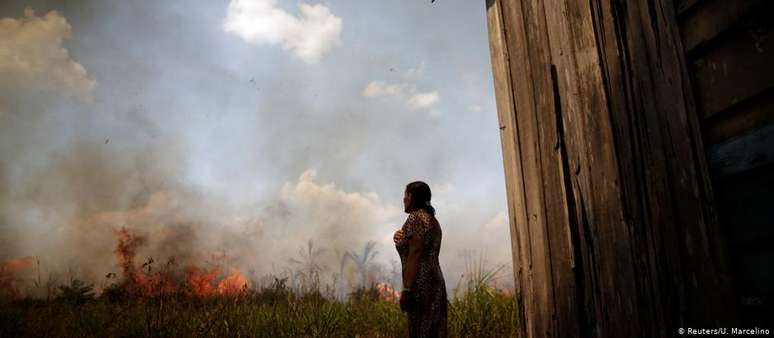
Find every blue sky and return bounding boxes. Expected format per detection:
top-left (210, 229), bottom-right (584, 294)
top-left (0, 0), bottom-right (511, 290)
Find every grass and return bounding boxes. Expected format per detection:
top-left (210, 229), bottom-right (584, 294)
top-left (2, 241), bottom-right (519, 337)
top-left (0, 277), bottom-right (519, 337)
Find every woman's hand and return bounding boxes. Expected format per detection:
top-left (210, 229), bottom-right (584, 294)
top-left (393, 229), bottom-right (405, 244)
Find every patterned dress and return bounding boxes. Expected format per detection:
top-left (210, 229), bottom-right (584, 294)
top-left (396, 209), bottom-right (448, 338)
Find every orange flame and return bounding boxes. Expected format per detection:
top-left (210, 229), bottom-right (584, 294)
top-left (375, 282), bottom-right (400, 303)
top-left (1, 256), bottom-right (34, 273)
top-left (113, 228), bottom-right (145, 282)
top-left (134, 270), bottom-right (177, 297)
top-left (217, 269), bottom-right (250, 295)
top-left (0, 256), bottom-right (34, 299)
top-left (186, 266), bottom-right (218, 296)
top-left (111, 228), bottom-right (252, 299)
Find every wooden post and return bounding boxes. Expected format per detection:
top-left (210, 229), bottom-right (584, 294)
top-left (486, 0), bottom-right (737, 336)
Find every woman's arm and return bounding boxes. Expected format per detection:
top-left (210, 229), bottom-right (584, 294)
top-left (399, 213), bottom-right (426, 312)
top-left (402, 231), bottom-right (425, 290)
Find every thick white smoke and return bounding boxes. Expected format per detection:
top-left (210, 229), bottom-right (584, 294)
top-left (0, 2), bottom-right (514, 297)
top-left (0, 8), bottom-right (95, 101)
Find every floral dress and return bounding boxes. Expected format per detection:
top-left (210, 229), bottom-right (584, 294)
top-left (396, 209), bottom-right (448, 338)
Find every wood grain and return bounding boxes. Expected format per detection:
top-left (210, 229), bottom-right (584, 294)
top-left (486, 0), bottom-right (737, 336)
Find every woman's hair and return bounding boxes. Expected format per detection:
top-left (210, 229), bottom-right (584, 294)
top-left (406, 181), bottom-right (435, 216)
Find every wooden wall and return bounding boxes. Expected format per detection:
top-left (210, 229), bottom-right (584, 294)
top-left (486, 0), bottom-right (737, 336)
top-left (676, 0), bottom-right (774, 326)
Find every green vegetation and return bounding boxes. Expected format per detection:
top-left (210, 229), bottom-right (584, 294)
top-left (0, 277), bottom-right (519, 337)
top-left (2, 239), bottom-right (519, 337)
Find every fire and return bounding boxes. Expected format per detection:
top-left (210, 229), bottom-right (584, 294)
top-left (375, 282), bottom-right (399, 303)
top-left (217, 269), bottom-right (250, 295)
top-left (113, 228), bottom-right (146, 286)
top-left (499, 287), bottom-right (515, 297)
top-left (186, 266), bottom-right (218, 296)
top-left (0, 256), bottom-right (34, 300)
top-left (1, 256), bottom-right (34, 273)
top-left (135, 270), bottom-right (177, 297)
top-left (112, 227), bottom-right (250, 298)
top-left (185, 268), bottom-right (250, 296)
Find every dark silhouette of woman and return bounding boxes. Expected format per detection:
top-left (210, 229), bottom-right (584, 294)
top-left (394, 181), bottom-right (448, 337)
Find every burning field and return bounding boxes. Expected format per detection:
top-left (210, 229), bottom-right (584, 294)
top-left (0, 225), bottom-right (519, 337)
top-left (0, 160), bottom-right (519, 336)
top-left (110, 227), bottom-right (251, 299)
top-left (0, 1), bottom-right (519, 336)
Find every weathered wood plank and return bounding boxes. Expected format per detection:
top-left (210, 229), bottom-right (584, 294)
top-left (486, 0), bottom-right (738, 336)
top-left (597, 0), bottom-right (737, 328)
top-left (691, 12), bottom-right (774, 118)
top-left (675, 0), bottom-right (703, 16)
top-left (543, 0), bottom-right (643, 335)
top-left (635, 0), bottom-right (736, 327)
top-left (704, 89), bottom-right (774, 144)
top-left (679, 0), bottom-right (765, 52)
top-left (498, 1), bottom-right (557, 335)
top-left (518, 0), bottom-right (579, 336)
top-left (485, 1), bottom-right (529, 334)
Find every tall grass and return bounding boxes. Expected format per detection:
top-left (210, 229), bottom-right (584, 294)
top-left (1, 284), bottom-right (405, 337)
top-left (1, 263), bottom-right (519, 337)
top-left (449, 254), bottom-right (519, 337)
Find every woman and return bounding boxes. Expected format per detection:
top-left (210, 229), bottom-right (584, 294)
top-left (393, 181), bottom-right (448, 337)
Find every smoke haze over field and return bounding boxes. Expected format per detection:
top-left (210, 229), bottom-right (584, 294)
top-left (0, 0), bottom-right (512, 294)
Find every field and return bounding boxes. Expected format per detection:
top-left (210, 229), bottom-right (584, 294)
top-left (0, 278), bottom-right (519, 337)
top-left (1, 232), bottom-right (519, 337)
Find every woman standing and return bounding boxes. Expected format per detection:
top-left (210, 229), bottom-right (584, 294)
top-left (394, 181), bottom-right (448, 338)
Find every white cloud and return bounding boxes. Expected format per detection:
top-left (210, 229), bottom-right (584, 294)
top-left (0, 8), bottom-right (96, 101)
top-left (223, 0), bottom-right (342, 64)
top-left (361, 81), bottom-right (406, 98)
top-left (361, 82), bottom-right (382, 97)
top-left (468, 104), bottom-right (482, 112)
top-left (362, 78), bottom-right (440, 113)
top-left (407, 91), bottom-right (439, 110)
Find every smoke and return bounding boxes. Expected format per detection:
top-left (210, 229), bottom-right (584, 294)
top-left (0, 8), bottom-right (95, 102)
top-left (0, 256), bottom-right (34, 298)
top-left (0, 1), bottom-right (514, 297)
top-left (279, 169), bottom-right (399, 249)
top-left (1, 154), bottom-right (403, 293)
top-left (442, 210), bottom-right (514, 288)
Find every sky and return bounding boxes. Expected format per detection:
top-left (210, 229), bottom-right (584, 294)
top-left (0, 0), bottom-right (511, 293)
